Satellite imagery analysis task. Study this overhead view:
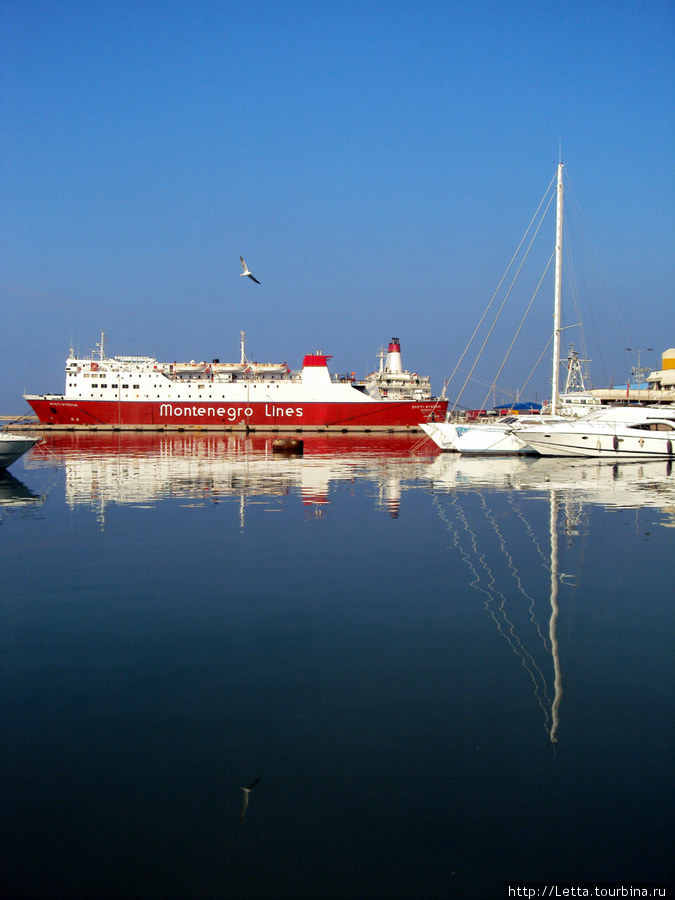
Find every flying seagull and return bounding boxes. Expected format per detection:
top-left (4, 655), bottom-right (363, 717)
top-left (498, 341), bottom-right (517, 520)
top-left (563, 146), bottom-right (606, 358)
top-left (239, 777), bottom-right (261, 821)
top-left (240, 256), bottom-right (261, 284)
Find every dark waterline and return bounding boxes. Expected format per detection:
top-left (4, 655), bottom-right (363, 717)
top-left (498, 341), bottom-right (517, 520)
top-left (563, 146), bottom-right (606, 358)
top-left (2, 434), bottom-right (673, 899)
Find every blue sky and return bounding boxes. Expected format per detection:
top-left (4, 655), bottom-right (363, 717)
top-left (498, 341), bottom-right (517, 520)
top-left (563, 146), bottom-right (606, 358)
top-left (1, 0), bottom-right (673, 413)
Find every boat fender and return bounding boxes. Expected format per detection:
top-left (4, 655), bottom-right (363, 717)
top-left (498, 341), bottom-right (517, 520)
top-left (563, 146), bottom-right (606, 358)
top-left (613, 435), bottom-right (619, 451)
top-left (667, 439), bottom-right (673, 456)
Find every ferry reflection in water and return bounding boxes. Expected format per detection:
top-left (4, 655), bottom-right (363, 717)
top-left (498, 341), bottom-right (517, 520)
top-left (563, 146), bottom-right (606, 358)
top-left (26, 432), bottom-right (437, 524)
top-left (7, 436), bottom-right (673, 899)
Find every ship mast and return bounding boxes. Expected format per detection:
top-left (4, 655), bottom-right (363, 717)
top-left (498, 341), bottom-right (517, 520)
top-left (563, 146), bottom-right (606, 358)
top-left (551, 162), bottom-right (564, 414)
top-left (96, 331), bottom-right (107, 361)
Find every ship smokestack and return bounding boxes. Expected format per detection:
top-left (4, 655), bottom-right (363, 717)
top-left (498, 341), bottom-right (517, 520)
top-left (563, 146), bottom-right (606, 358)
top-left (384, 338), bottom-right (403, 374)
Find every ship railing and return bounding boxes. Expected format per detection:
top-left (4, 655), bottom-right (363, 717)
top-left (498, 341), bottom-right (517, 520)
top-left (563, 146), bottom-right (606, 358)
top-left (331, 373), bottom-right (358, 384)
top-left (164, 369), bottom-right (299, 384)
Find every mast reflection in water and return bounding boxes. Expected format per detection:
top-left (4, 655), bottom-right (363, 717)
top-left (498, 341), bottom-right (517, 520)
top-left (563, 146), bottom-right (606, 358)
top-left (2, 435), bottom-right (673, 899)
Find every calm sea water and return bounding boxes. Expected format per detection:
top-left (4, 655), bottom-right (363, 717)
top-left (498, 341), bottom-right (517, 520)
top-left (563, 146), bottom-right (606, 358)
top-left (2, 433), bottom-right (673, 899)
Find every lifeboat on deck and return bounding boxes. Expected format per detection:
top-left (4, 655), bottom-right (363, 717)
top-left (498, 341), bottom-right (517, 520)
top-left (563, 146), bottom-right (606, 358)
top-left (246, 363), bottom-right (289, 376)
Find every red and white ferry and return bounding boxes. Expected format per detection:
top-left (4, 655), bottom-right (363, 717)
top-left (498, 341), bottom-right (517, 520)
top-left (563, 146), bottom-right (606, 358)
top-left (24, 333), bottom-right (447, 431)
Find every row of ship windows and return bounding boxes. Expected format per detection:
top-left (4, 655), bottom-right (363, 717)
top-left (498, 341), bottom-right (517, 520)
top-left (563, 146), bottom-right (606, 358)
top-left (69, 383), bottom-right (140, 389)
top-left (69, 383), bottom-right (227, 399)
top-left (71, 395), bottom-right (224, 401)
top-left (71, 384), bottom-right (224, 391)
top-left (81, 373), bottom-right (162, 377)
top-left (72, 396), bottom-right (218, 400)
top-left (69, 382), bottom-right (286, 390)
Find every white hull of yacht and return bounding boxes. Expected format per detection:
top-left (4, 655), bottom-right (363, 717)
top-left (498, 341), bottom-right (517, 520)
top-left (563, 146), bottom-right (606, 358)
top-left (423, 421), bottom-right (529, 454)
top-left (452, 424), bottom-right (534, 455)
top-left (422, 416), bottom-right (567, 455)
top-left (420, 422), bottom-right (460, 452)
top-left (514, 407), bottom-right (675, 458)
top-left (522, 428), bottom-right (675, 458)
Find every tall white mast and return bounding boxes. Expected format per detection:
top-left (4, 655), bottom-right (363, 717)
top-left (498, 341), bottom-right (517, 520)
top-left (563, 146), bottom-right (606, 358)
top-left (551, 162), bottom-right (564, 414)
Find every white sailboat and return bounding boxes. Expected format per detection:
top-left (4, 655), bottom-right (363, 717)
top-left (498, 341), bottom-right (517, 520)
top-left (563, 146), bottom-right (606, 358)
top-left (422, 164), bottom-right (600, 455)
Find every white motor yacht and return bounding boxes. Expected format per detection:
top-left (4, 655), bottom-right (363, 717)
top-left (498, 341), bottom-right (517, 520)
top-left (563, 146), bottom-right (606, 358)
top-left (511, 406), bottom-right (675, 458)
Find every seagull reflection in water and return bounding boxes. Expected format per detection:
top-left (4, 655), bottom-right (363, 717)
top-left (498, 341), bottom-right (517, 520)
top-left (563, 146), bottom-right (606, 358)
top-left (239, 777), bottom-right (261, 821)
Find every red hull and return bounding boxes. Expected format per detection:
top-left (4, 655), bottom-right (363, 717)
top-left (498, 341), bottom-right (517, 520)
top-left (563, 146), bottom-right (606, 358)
top-left (26, 397), bottom-right (447, 429)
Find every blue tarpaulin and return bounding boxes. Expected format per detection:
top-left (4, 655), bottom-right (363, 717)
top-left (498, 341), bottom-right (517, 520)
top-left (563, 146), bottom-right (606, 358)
top-left (493, 401), bottom-right (542, 412)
